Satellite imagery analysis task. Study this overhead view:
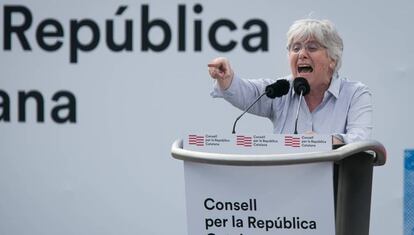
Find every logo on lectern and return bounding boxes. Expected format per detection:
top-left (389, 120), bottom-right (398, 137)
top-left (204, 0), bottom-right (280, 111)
top-left (188, 135), bottom-right (204, 146)
top-left (236, 135), bottom-right (253, 147)
top-left (284, 136), bottom-right (300, 147)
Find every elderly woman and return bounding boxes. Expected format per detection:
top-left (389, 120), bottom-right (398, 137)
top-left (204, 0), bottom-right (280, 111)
top-left (208, 19), bottom-right (372, 144)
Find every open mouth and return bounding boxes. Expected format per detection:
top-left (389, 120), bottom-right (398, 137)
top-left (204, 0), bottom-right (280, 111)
top-left (298, 65), bottom-right (313, 73)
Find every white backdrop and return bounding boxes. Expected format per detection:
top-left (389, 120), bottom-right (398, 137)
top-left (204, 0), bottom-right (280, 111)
top-left (1, 0), bottom-right (413, 234)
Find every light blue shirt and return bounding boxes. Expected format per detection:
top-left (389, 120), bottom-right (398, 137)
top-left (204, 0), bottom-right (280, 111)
top-left (211, 75), bottom-right (373, 144)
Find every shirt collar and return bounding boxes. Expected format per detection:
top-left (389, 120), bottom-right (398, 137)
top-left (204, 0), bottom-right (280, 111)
top-left (327, 74), bottom-right (340, 98)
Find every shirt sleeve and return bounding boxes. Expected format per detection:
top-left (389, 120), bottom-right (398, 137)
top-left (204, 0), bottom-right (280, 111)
top-left (210, 75), bottom-right (278, 118)
top-left (336, 83), bottom-right (373, 144)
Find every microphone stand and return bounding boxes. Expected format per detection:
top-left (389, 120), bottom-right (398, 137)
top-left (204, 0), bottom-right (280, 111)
top-left (294, 90), bottom-right (304, 134)
top-left (232, 92), bottom-right (267, 134)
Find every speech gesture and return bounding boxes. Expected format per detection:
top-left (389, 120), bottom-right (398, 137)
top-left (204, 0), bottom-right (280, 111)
top-left (208, 57), bottom-right (234, 90)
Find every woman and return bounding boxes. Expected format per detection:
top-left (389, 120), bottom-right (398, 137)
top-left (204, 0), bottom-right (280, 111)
top-left (208, 19), bottom-right (372, 144)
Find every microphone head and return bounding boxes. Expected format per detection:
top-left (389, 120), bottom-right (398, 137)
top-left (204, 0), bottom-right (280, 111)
top-left (265, 79), bottom-right (290, 99)
top-left (293, 77), bottom-right (310, 96)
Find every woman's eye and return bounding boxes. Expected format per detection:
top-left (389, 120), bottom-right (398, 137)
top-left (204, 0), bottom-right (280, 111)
top-left (307, 43), bottom-right (320, 52)
top-left (291, 45), bottom-right (301, 52)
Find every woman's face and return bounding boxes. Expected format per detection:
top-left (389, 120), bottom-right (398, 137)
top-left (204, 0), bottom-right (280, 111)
top-left (288, 38), bottom-right (335, 91)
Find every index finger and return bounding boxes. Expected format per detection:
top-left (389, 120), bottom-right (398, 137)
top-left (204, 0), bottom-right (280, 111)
top-left (207, 63), bottom-right (220, 68)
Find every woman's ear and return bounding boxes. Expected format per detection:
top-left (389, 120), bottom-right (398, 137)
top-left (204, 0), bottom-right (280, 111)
top-left (329, 60), bottom-right (336, 70)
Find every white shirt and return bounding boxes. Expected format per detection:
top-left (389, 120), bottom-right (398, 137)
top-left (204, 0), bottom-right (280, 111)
top-left (211, 75), bottom-right (372, 144)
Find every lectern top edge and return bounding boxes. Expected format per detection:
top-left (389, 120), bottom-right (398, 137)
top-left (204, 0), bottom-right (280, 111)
top-left (171, 139), bottom-right (386, 166)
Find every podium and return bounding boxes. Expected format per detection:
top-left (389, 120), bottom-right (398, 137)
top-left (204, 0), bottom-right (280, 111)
top-left (171, 134), bottom-right (386, 235)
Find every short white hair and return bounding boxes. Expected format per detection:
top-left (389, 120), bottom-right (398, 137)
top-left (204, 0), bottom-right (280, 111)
top-left (287, 19), bottom-right (344, 75)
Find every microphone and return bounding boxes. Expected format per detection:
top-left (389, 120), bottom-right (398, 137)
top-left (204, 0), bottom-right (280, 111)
top-left (232, 79), bottom-right (290, 134)
top-left (265, 79), bottom-right (290, 98)
top-left (293, 77), bottom-right (310, 134)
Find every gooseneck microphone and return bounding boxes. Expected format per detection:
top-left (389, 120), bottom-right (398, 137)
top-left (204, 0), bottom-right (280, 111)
top-left (293, 77), bottom-right (310, 134)
top-left (232, 79), bottom-right (290, 134)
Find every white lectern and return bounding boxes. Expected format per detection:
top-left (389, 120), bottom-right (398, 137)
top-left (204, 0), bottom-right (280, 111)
top-left (171, 135), bottom-right (386, 235)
